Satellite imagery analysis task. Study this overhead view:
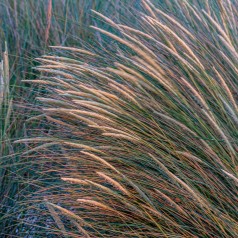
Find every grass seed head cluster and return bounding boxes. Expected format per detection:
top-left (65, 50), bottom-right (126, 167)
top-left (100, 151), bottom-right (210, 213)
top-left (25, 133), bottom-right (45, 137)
top-left (4, 0), bottom-right (238, 237)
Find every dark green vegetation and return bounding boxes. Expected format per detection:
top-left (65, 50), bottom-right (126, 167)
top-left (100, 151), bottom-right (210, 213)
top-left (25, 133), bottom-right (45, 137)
top-left (1, 0), bottom-right (238, 237)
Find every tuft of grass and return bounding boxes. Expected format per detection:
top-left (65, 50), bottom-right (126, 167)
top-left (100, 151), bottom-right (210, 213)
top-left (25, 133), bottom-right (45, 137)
top-left (0, 0), bottom-right (139, 236)
top-left (23, 0), bottom-right (238, 237)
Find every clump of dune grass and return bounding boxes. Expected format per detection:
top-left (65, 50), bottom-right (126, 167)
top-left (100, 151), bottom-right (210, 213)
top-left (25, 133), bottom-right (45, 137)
top-left (24, 0), bottom-right (238, 237)
top-left (0, 1), bottom-right (140, 236)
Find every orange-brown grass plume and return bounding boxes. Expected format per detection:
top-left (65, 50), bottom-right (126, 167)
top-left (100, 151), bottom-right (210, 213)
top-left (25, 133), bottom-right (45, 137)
top-left (25, 0), bottom-right (238, 237)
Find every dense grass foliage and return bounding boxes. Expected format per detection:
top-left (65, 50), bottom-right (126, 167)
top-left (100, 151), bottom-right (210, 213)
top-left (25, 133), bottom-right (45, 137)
top-left (0, 0), bottom-right (238, 237)
top-left (18, 0), bottom-right (238, 237)
top-left (0, 0), bottom-right (138, 236)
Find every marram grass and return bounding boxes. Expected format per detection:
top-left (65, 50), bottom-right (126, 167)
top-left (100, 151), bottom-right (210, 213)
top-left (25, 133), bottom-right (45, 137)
top-left (0, 1), bottom-right (138, 236)
top-left (22, 0), bottom-right (238, 237)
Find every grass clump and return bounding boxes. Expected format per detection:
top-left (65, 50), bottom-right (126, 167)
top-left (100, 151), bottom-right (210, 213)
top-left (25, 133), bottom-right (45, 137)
top-left (11, 0), bottom-right (238, 237)
top-left (0, 1), bottom-right (138, 236)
